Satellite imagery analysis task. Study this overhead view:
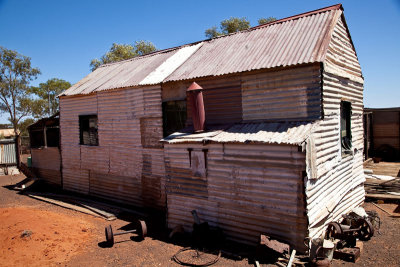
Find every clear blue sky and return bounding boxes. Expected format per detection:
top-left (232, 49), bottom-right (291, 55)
top-left (0, 0), bottom-right (399, 123)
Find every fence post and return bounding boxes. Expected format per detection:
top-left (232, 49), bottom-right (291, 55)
top-left (15, 135), bottom-right (20, 168)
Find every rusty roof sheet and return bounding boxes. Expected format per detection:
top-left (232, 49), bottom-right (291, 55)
top-left (162, 121), bottom-right (315, 145)
top-left (165, 5), bottom-right (340, 82)
top-left (61, 4), bottom-right (342, 97)
top-left (61, 43), bottom-right (203, 96)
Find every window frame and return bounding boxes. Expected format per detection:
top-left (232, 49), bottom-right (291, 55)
top-left (162, 100), bottom-right (187, 137)
top-left (340, 101), bottom-right (352, 154)
top-left (79, 114), bottom-right (99, 146)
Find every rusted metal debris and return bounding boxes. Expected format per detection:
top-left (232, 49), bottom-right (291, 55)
top-left (325, 218), bottom-right (374, 241)
top-left (104, 220), bottom-right (147, 247)
top-left (318, 213), bottom-right (375, 263)
top-left (333, 247), bottom-right (360, 263)
top-left (259, 235), bottom-right (290, 254)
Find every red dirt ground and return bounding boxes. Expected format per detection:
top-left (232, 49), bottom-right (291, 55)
top-left (0, 207), bottom-right (95, 267)
top-left (1, 174), bottom-right (400, 266)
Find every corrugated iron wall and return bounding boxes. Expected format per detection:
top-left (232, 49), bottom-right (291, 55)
top-left (0, 140), bottom-right (16, 165)
top-left (31, 147), bottom-right (61, 185)
top-left (163, 63), bottom-right (322, 126)
top-left (371, 110), bottom-right (400, 158)
top-left (242, 64), bottom-right (322, 121)
top-left (60, 86), bottom-right (166, 209)
top-left (305, 13), bottom-right (365, 239)
top-left (165, 143), bottom-right (308, 251)
top-left (163, 77), bottom-right (242, 126)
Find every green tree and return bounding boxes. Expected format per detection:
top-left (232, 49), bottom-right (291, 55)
top-left (258, 17), bottom-right (277, 25)
top-left (29, 78), bottom-right (71, 117)
top-left (258, 17), bottom-right (276, 25)
top-left (205, 16), bottom-right (278, 38)
top-left (205, 17), bottom-right (251, 38)
top-left (18, 117), bottom-right (35, 136)
top-left (0, 47), bottom-right (40, 135)
top-left (90, 41), bottom-right (157, 71)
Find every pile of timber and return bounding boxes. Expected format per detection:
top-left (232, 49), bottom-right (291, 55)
top-left (364, 171), bottom-right (400, 200)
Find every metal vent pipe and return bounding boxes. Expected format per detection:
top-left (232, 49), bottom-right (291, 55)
top-left (187, 82), bottom-right (205, 132)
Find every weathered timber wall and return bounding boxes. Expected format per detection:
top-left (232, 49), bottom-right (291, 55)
top-left (165, 143), bottom-right (308, 251)
top-left (59, 86), bottom-right (166, 209)
top-left (305, 13), bottom-right (365, 239)
top-left (31, 147), bottom-right (61, 186)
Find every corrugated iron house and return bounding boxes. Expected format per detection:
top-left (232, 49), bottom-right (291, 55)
top-left (59, 4), bottom-right (364, 251)
top-left (28, 113), bottom-right (62, 185)
top-left (364, 107), bottom-right (400, 161)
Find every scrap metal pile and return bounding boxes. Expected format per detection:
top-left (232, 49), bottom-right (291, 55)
top-left (309, 207), bottom-right (378, 266)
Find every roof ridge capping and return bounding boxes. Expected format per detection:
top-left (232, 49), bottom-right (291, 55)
top-left (252, 3), bottom-right (343, 30)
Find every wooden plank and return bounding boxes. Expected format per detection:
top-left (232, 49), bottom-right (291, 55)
top-left (366, 193), bottom-right (400, 200)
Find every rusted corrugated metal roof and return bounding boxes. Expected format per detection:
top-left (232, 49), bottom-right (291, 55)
top-left (61, 4), bottom-right (342, 97)
top-left (61, 43), bottom-right (203, 96)
top-left (162, 121), bottom-right (315, 145)
top-left (166, 5), bottom-right (341, 82)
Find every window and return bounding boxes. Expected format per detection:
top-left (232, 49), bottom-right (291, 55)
top-left (29, 127), bottom-right (59, 148)
top-left (162, 100), bottom-right (187, 137)
top-left (46, 127), bottom-right (60, 147)
top-left (79, 115), bottom-right (98, 146)
top-left (340, 101), bottom-right (352, 153)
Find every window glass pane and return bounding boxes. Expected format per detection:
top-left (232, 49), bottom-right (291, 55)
top-left (79, 115), bottom-right (98, 146)
top-left (340, 101), bottom-right (352, 151)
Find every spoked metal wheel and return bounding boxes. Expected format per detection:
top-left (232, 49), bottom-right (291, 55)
top-left (357, 218), bottom-right (374, 240)
top-left (326, 222), bottom-right (343, 239)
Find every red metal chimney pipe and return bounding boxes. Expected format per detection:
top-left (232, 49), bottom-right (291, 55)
top-left (187, 82), bottom-right (205, 132)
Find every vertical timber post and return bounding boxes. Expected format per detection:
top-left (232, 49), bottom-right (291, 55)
top-left (15, 135), bottom-right (20, 168)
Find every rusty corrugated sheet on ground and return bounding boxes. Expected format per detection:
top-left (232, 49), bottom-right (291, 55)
top-left (162, 121), bottom-right (314, 145)
top-left (61, 4), bottom-right (342, 97)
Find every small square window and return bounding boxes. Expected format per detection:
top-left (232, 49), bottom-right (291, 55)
top-left (340, 101), bottom-right (352, 153)
top-left (79, 115), bottom-right (98, 146)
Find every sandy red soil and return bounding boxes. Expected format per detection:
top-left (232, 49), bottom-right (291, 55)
top-left (0, 207), bottom-right (95, 267)
top-left (0, 174), bottom-right (399, 266)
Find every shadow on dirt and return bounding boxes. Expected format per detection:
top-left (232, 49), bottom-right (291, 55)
top-left (3, 178), bottom-right (276, 265)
